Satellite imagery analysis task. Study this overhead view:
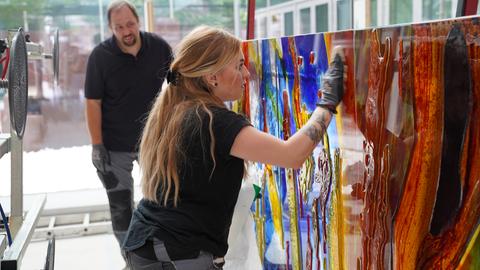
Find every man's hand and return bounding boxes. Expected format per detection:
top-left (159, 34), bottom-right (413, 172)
top-left (317, 46), bottom-right (346, 114)
top-left (92, 144), bottom-right (110, 173)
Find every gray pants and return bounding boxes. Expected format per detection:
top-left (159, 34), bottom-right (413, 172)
top-left (126, 240), bottom-right (224, 270)
top-left (96, 151), bottom-right (137, 247)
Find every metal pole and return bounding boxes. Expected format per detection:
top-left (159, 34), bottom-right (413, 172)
top-left (365, 0), bottom-right (371, 27)
top-left (144, 0), bottom-right (155, 32)
top-left (440, 0), bottom-right (445, 17)
top-left (99, 0), bottom-right (105, 42)
top-left (10, 133), bottom-right (23, 237)
top-left (351, 0), bottom-right (354, 29)
top-left (5, 29), bottom-right (24, 238)
top-left (22, 10), bottom-right (29, 33)
top-left (169, 0), bottom-right (174, 19)
top-left (457, 0), bottom-right (466, 16)
top-left (234, 0), bottom-right (240, 37)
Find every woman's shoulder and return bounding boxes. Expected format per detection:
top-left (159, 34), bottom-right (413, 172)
top-left (186, 105), bottom-right (235, 117)
top-left (184, 105), bottom-right (250, 127)
top-left (207, 105), bottom-right (239, 115)
top-left (210, 106), bottom-right (248, 122)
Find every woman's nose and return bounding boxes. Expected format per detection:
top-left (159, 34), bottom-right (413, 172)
top-left (243, 66), bottom-right (250, 79)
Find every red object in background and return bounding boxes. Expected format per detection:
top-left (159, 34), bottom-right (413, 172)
top-left (247, 0), bottom-right (256, 40)
top-left (1, 48), bottom-right (10, 79)
top-left (459, 0), bottom-right (479, 16)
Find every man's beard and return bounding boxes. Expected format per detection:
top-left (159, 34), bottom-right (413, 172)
top-left (122, 34), bottom-right (137, 47)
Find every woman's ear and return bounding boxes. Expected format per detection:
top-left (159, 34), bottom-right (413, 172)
top-left (204, 73), bottom-right (218, 88)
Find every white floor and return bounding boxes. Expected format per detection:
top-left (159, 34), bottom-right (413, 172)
top-left (20, 213), bottom-right (262, 270)
top-left (22, 225), bottom-right (262, 270)
top-left (22, 234), bottom-right (125, 270)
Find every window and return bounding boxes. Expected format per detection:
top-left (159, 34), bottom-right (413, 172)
top-left (0, 0), bottom-right (250, 196)
top-left (423, 0), bottom-right (452, 20)
top-left (390, 0), bottom-right (412, 24)
top-left (370, 0), bottom-right (377, 27)
top-left (300, 7), bottom-right (311, 34)
top-left (337, 0), bottom-right (352, 30)
top-left (260, 17), bottom-right (268, 38)
top-left (256, 0), bottom-right (267, 9)
top-left (255, 0), bottom-right (465, 35)
top-left (271, 14), bottom-right (282, 37)
top-left (272, 0), bottom-right (292, 5)
top-left (284, 11), bottom-right (294, 36)
top-left (315, 4), bottom-right (328, 33)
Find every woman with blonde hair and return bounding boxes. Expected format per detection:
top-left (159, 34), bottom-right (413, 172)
top-left (122, 25), bottom-right (345, 270)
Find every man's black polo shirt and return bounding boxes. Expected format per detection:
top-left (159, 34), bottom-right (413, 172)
top-left (84, 31), bottom-right (172, 152)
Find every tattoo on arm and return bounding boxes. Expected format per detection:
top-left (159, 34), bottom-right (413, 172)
top-left (314, 112), bottom-right (328, 133)
top-left (301, 110), bottom-right (330, 144)
top-left (303, 125), bottom-right (324, 144)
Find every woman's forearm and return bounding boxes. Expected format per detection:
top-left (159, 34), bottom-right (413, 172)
top-left (284, 106), bottom-right (332, 168)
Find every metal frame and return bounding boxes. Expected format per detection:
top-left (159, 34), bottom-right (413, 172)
top-left (33, 211), bottom-right (113, 240)
top-left (0, 29), bottom-right (27, 237)
top-left (43, 237), bottom-right (55, 270)
top-left (0, 234), bottom-right (6, 261)
top-left (0, 134), bottom-right (10, 160)
top-left (0, 28), bottom-right (48, 269)
top-left (1, 195), bottom-right (46, 270)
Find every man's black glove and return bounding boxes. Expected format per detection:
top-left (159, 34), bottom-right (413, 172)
top-left (317, 46), bottom-right (346, 114)
top-left (92, 144), bottom-right (110, 173)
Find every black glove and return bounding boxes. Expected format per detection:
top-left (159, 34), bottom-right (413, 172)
top-left (317, 47), bottom-right (346, 114)
top-left (92, 144), bottom-right (110, 173)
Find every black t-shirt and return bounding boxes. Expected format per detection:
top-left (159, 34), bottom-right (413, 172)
top-left (123, 107), bottom-right (251, 258)
top-left (84, 31), bottom-right (172, 152)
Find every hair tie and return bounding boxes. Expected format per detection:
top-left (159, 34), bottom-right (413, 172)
top-left (166, 69), bottom-right (179, 86)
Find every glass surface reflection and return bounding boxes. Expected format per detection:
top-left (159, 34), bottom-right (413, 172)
top-left (243, 15), bottom-right (480, 270)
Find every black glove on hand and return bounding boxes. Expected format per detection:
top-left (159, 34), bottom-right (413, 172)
top-left (92, 144), bottom-right (110, 173)
top-left (317, 46), bottom-right (346, 114)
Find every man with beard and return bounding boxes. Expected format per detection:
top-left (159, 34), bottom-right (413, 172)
top-left (84, 0), bottom-right (171, 265)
